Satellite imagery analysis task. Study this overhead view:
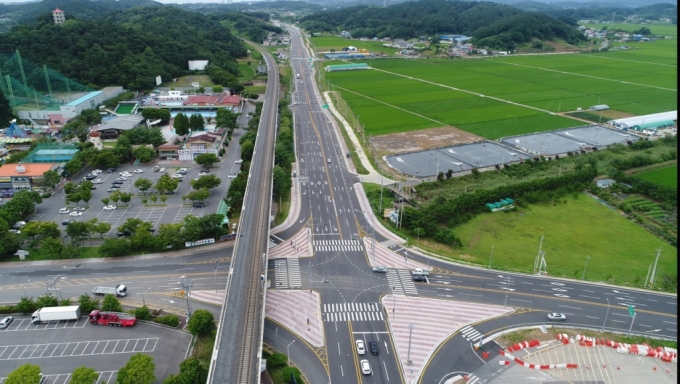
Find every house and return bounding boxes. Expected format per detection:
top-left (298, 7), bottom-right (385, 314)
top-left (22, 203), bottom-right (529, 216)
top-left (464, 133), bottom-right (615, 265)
top-left (0, 163), bottom-right (60, 192)
top-left (157, 144), bottom-right (180, 160)
top-left (596, 179), bottom-right (616, 188)
top-left (94, 115), bottom-right (144, 139)
top-left (186, 134), bottom-right (218, 150)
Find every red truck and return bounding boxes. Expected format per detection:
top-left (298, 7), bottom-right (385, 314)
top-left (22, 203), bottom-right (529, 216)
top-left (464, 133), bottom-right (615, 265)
top-left (88, 310), bottom-right (137, 327)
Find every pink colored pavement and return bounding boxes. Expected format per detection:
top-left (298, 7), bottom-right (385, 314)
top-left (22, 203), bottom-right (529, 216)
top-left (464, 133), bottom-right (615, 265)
top-left (190, 290), bottom-right (225, 305)
top-left (269, 227), bottom-right (313, 259)
top-left (363, 237), bottom-right (429, 270)
top-left (381, 296), bottom-right (512, 383)
top-left (265, 290), bottom-right (324, 347)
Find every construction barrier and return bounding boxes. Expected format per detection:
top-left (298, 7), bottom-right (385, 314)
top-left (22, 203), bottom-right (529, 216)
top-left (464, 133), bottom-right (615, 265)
top-left (499, 349), bottom-right (577, 370)
top-left (508, 340), bottom-right (540, 352)
top-left (499, 360), bottom-right (510, 366)
top-left (573, 334), bottom-right (677, 364)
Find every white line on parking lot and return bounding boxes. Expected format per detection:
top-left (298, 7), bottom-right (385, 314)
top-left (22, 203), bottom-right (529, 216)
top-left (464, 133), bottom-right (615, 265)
top-left (0, 338), bottom-right (158, 360)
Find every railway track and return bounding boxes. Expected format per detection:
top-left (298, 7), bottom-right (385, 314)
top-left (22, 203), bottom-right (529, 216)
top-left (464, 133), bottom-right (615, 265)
top-left (208, 41), bottom-right (279, 384)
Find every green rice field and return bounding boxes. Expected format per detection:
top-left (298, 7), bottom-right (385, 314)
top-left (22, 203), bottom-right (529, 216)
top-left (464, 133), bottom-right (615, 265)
top-left (635, 165), bottom-right (677, 189)
top-left (325, 42), bottom-right (677, 138)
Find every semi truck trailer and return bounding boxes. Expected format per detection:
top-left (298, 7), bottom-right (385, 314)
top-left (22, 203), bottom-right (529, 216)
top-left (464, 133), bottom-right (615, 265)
top-left (88, 310), bottom-right (137, 327)
top-left (92, 284), bottom-right (128, 297)
top-left (31, 306), bottom-right (81, 324)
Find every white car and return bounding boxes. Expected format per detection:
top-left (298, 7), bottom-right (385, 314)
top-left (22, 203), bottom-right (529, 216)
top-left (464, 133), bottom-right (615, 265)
top-left (134, 169), bottom-right (143, 173)
top-left (228, 174), bottom-right (237, 179)
top-left (356, 340), bottom-right (366, 355)
top-left (547, 313), bottom-right (567, 321)
top-left (69, 211), bottom-right (82, 217)
top-left (93, 169), bottom-right (102, 174)
top-left (92, 179), bottom-right (103, 184)
top-left (116, 177), bottom-right (127, 181)
top-left (159, 167), bottom-right (166, 172)
top-left (235, 159), bottom-right (243, 164)
top-left (360, 360), bottom-right (371, 375)
top-left (120, 172), bottom-right (132, 177)
top-left (59, 208), bottom-right (70, 214)
top-left (103, 205), bottom-right (116, 211)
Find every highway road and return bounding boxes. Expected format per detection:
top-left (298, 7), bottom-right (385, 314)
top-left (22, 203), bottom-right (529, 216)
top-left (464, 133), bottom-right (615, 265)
top-left (266, 24), bottom-right (678, 384)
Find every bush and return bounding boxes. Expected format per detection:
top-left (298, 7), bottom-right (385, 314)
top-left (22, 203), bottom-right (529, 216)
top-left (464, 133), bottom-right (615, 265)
top-left (15, 297), bottom-right (36, 314)
top-left (101, 294), bottom-right (123, 312)
top-left (41, 193), bottom-right (52, 198)
top-left (99, 238), bottom-right (131, 257)
top-left (78, 294), bottom-right (100, 314)
top-left (281, 367), bottom-right (303, 384)
top-left (187, 309), bottom-right (215, 336)
top-left (0, 305), bottom-right (15, 314)
top-left (35, 294), bottom-right (59, 308)
top-left (267, 352), bottom-right (288, 370)
top-left (135, 305), bottom-right (153, 321)
top-left (154, 314), bottom-right (180, 327)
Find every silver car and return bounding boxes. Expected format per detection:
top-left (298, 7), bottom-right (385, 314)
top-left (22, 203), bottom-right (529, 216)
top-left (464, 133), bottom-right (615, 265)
top-left (547, 313), bottom-right (566, 321)
top-left (360, 359), bottom-right (371, 375)
top-left (0, 316), bottom-right (13, 329)
top-left (372, 266), bottom-right (388, 273)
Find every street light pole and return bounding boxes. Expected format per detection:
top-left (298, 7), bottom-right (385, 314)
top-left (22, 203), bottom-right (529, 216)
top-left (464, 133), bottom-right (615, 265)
top-left (601, 298), bottom-right (610, 332)
top-left (504, 275), bottom-right (509, 307)
top-left (287, 340), bottom-right (296, 366)
top-left (488, 244), bottom-right (494, 269)
top-left (214, 261), bottom-right (219, 293)
top-left (582, 255), bottom-right (590, 280)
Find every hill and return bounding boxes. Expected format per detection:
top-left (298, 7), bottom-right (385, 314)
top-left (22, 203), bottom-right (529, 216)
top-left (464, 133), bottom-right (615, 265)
top-left (299, 0), bottom-right (586, 48)
top-left (0, 6), bottom-right (246, 90)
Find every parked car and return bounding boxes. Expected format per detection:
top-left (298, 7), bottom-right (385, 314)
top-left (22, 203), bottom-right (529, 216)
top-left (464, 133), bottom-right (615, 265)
top-left (69, 211), bottom-right (82, 217)
top-left (8, 229), bottom-right (20, 234)
top-left (159, 167), bottom-right (166, 172)
top-left (228, 174), bottom-right (237, 179)
top-left (112, 181), bottom-right (124, 185)
top-left (90, 185), bottom-right (97, 190)
top-left (369, 340), bottom-right (379, 355)
top-left (547, 313), bottom-right (567, 321)
top-left (92, 179), bottom-right (103, 184)
top-left (133, 169), bottom-right (143, 173)
top-left (103, 205), bottom-right (116, 211)
top-left (199, 169), bottom-right (209, 174)
top-left (84, 175), bottom-right (96, 181)
top-left (93, 169), bottom-right (102, 174)
top-left (107, 187), bottom-right (119, 193)
top-left (372, 266), bottom-right (388, 273)
top-left (235, 159), bottom-right (243, 164)
top-left (61, 220), bottom-right (73, 225)
top-left (356, 339), bottom-right (366, 355)
top-left (73, 207), bottom-right (86, 211)
top-left (59, 208), bottom-right (70, 214)
top-left (0, 316), bottom-right (13, 329)
top-left (360, 360), bottom-right (371, 375)
top-left (105, 168), bottom-right (115, 173)
top-left (116, 231), bottom-right (132, 237)
top-left (116, 177), bottom-right (127, 181)
top-left (178, 169), bottom-right (188, 175)
top-left (193, 202), bottom-right (206, 208)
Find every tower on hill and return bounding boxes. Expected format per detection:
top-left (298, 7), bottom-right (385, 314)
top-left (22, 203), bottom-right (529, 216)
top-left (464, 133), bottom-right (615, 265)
top-left (53, 8), bottom-right (65, 25)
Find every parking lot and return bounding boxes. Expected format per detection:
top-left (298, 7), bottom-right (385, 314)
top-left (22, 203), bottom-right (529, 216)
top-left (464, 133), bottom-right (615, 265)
top-left (0, 315), bottom-right (191, 383)
top-left (30, 159), bottom-right (243, 237)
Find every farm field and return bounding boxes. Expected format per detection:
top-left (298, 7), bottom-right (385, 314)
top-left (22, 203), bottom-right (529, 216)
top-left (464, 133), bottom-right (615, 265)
top-left (310, 36), bottom-right (400, 54)
top-left (582, 22), bottom-right (677, 38)
top-left (635, 165), bottom-right (677, 189)
top-left (448, 194), bottom-right (677, 287)
top-left (325, 46), bottom-right (676, 138)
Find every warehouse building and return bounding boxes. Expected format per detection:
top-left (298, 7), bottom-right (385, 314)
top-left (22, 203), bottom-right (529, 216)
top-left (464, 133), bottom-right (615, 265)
top-left (607, 111), bottom-right (677, 132)
top-left (325, 63), bottom-right (370, 72)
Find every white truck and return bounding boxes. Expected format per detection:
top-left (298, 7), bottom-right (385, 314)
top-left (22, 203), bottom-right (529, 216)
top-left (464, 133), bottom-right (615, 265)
top-left (411, 268), bottom-right (430, 276)
top-left (92, 284), bottom-right (128, 297)
top-left (32, 305), bottom-right (81, 324)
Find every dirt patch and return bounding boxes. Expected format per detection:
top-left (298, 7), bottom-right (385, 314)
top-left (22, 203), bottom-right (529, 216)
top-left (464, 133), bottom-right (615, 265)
top-left (172, 75), bottom-right (214, 88)
top-left (371, 126), bottom-right (484, 156)
top-left (497, 327), bottom-right (558, 347)
top-left (598, 109), bottom-right (637, 119)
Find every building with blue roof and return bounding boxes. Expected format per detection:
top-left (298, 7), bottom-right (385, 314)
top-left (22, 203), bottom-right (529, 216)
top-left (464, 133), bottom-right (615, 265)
top-left (60, 91), bottom-right (106, 118)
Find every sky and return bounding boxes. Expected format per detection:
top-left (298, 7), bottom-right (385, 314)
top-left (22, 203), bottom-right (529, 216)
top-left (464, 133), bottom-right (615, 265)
top-left (0, 0), bottom-right (259, 3)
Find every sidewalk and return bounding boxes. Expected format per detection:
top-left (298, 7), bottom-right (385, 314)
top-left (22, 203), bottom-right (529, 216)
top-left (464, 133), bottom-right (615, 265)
top-left (362, 237), bottom-right (428, 270)
top-left (322, 91), bottom-right (395, 185)
top-left (354, 182), bottom-right (405, 244)
top-left (265, 290), bottom-right (324, 347)
top-left (269, 227), bottom-right (313, 259)
top-left (271, 162), bottom-right (300, 234)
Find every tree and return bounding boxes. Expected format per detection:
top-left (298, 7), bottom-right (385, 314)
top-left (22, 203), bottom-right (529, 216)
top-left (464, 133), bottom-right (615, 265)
top-left (22, 221), bottom-right (60, 239)
top-left (183, 189), bottom-right (210, 203)
top-left (78, 294), bottom-right (100, 313)
top-left (155, 173), bottom-right (179, 194)
top-left (64, 158), bottom-right (83, 177)
top-left (66, 221), bottom-right (91, 245)
top-left (118, 218), bottom-right (146, 235)
top-left (212, 85), bottom-right (224, 93)
top-left (94, 148), bottom-right (121, 168)
top-left (119, 192), bottom-right (132, 206)
top-left (116, 353), bottom-right (155, 384)
top-left (134, 178), bottom-right (153, 195)
top-left (189, 114), bottom-right (205, 132)
top-left (79, 186), bottom-right (93, 207)
top-left (141, 108), bottom-right (171, 125)
top-left (0, 91), bottom-right (15, 126)
top-left (5, 364), bottom-right (41, 384)
top-left (215, 108), bottom-right (239, 129)
top-left (36, 293), bottom-right (59, 308)
top-left (437, 171), bottom-right (445, 181)
top-left (42, 170), bottom-right (61, 190)
top-left (133, 147), bottom-right (156, 163)
top-left (194, 153), bottom-right (220, 169)
top-left (164, 357), bottom-right (208, 384)
top-left (102, 294), bottom-right (123, 312)
top-left (187, 309), bottom-right (215, 336)
top-left (101, 197), bottom-right (110, 206)
top-left (70, 366), bottom-right (99, 384)
top-left (241, 140), bottom-right (254, 161)
top-left (15, 297), bottom-right (36, 313)
top-left (41, 237), bottom-right (64, 259)
top-left (633, 27), bottom-right (652, 35)
top-left (90, 220), bottom-right (112, 238)
top-left (190, 174), bottom-right (222, 190)
top-left (156, 223), bottom-right (184, 250)
top-left (64, 181), bottom-right (78, 195)
top-left (135, 305), bottom-right (152, 321)
top-left (173, 113), bottom-right (190, 136)
top-left (109, 191), bottom-right (121, 206)
top-left (99, 238), bottom-right (131, 257)
top-left (150, 196), bottom-right (157, 205)
top-left (160, 195), bottom-right (167, 204)
top-left (445, 169), bottom-right (453, 179)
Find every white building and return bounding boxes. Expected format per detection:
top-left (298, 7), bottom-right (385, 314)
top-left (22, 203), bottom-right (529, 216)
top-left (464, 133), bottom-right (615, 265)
top-left (52, 8), bottom-right (65, 25)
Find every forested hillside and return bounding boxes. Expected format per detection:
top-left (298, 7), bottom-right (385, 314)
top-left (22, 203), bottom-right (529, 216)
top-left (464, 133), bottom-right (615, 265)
top-left (0, 6), bottom-right (247, 91)
top-left (299, 0), bottom-right (586, 48)
top-left (545, 3), bottom-right (677, 23)
top-left (219, 12), bottom-right (284, 43)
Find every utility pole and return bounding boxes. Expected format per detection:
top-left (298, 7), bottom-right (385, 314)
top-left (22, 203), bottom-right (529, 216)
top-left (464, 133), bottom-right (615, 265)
top-left (488, 244), bottom-right (494, 269)
top-left (180, 276), bottom-right (193, 319)
top-left (582, 255), bottom-right (590, 280)
top-left (644, 264), bottom-right (652, 286)
top-left (214, 261), bottom-right (219, 293)
top-left (649, 248), bottom-right (661, 288)
top-left (534, 235), bottom-right (544, 273)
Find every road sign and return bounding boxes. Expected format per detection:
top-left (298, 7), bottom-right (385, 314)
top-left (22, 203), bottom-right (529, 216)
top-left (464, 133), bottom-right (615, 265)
top-left (322, 104), bottom-right (328, 109)
top-left (628, 305), bottom-right (635, 317)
